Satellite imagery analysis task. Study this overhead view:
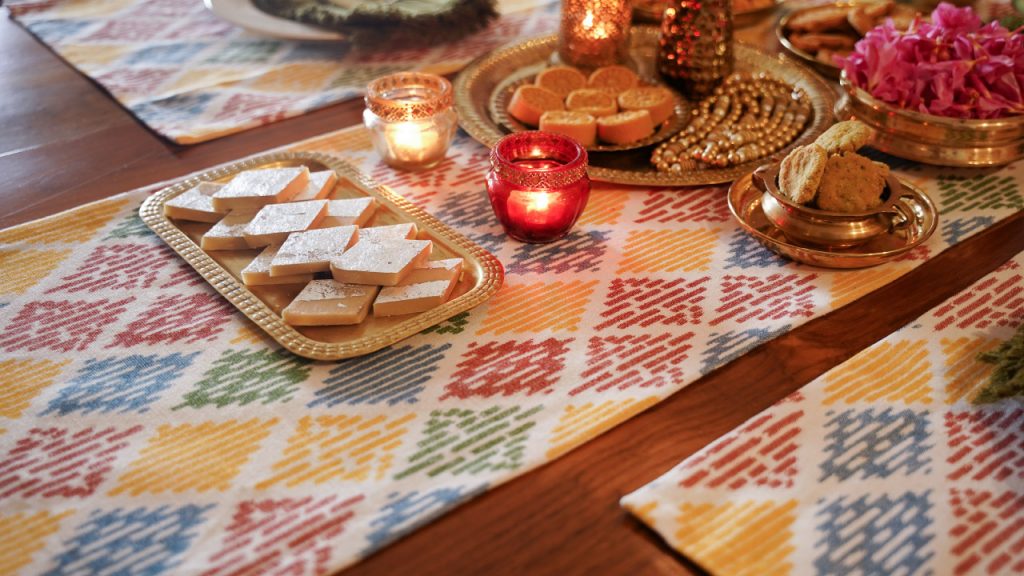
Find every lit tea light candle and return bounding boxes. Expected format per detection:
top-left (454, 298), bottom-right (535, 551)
top-left (486, 132), bottom-right (591, 243)
top-left (557, 0), bottom-right (632, 67)
top-left (363, 72), bottom-right (457, 171)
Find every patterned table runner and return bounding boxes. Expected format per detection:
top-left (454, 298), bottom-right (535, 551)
top-left (5, 0), bottom-right (557, 143)
top-left (622, 251), bottom-right (1024, 576)
top-left (0, 125), bottom-right (1022, 575)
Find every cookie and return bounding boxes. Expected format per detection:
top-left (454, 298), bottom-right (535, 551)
top-left (786, 6), bottom-right (851, 32)
top-left (888, 4), bottom-right (919, 29)
top-left (814, 48), bottom-right (850, 66)
top-left (815, 120), bottom-right (872, 155)
top-left (779, 143), bottom-right (828, 204)
top-left (848, 1), bottom-right (896, 35)
top-left (847, 6), bottom-right (877, 35)
top-left (787, 32), bottom-right (857, 53)
top-left (816, 152), bottom-right (889, 213)
top-left (862, 0), bottom-right (894, 19)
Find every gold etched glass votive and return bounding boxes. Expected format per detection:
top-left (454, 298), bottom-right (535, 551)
top-left (557, 0), bottom-right (632, 67)
top-left (363, 72), bottom-right (458, 171)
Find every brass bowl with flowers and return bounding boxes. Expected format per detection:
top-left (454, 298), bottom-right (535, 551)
top-left (752, 162), bottom-right (936, 248)
top-left (836, 73), bottom-right (1024, 167)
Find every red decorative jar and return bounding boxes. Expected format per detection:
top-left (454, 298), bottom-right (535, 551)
top-left (486, 132), bottom-right (591, 243)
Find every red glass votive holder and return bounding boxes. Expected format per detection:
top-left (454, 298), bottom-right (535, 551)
top-left (486, 132), bottom-right (591, 243)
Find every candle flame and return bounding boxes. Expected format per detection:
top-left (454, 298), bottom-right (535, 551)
top-left (392, 122), bottom-right (424, 150)
top-left (526, 191), bottom-right (551, 213)
top-left (582, 10), bottom-right (594, 29)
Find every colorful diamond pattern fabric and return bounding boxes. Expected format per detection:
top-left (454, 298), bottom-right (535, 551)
top-left (4, 0), bottom-right (558, 144)
top-left (622, 253), bottom-right (1024, 576)
top-left (0, 125), bottom-right (1022, 574)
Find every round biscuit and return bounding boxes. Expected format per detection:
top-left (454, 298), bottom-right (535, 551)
top-left (814, 120), bottom-right (871, 155)
top-left (816, 152), bottom-right (887, 213)
top-left (779, 143), bottom-right (827, 205)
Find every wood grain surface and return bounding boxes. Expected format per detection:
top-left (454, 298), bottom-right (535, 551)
top-left (2, 11), bottom-right (1022, 576)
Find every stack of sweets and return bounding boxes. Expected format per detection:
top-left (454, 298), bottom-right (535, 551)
top-left (164, 165), bottom-right (465, 327)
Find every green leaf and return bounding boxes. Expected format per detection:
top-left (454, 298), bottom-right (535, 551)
top-left (973, 323), bottom-right (1024, 404)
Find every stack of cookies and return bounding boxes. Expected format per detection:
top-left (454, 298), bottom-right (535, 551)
top-left (784, 0), bottom-right (918, 67)
top-left (506, 65), bottom-right (676, 146)
top-left (778, 120), bottom-right (890, 213)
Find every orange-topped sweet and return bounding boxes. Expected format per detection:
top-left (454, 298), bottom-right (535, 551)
top-left (507, 85), bottom-right (564, 126)
top-left (539, 110), bottom-right (598, 147)
top-left (535, 66), bottom-right (588, 98)
top-left (597, 110), bottom-right (655, 145)
top-left (566, 88), bottom-right (618, 118)
top-left (587, 65), bottom-right (639, 94)
top-left (618, 86), bottom-right (675, 125)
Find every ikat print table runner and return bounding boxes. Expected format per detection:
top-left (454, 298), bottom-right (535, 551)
top-left (4, 0), bottom-right (557, 144)
top-left (0, 125), bottom-right (1022, 575)
top-left (621, 251), bottom-right (1024, 576)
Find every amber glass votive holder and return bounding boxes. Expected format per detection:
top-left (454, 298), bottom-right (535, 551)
top-left (557, 0), bottom-right (632, 67)
top-left (363, 72), bottom-right (458, 171)
top-left (486, 132), bottom-right (591, 243)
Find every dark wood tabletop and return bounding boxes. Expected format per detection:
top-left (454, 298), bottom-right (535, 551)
top-left (3, 10), bottom-right (1022, 576)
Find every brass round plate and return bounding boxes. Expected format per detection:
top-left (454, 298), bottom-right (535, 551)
top-left (728, 172), bottom-right (938, 268)
top-left (488, 66), bottom-right (689, 153)
top-left (455, 27), bottom-right (837, 187)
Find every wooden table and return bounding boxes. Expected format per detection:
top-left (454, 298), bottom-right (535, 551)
top-left (2, 11), bottom-right (1022, 576)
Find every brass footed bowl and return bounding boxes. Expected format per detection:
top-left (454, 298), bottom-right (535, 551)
top-left (753, 163), bottom-right (932, 248)
top-left (837, 73), bottom-right (1024, 167)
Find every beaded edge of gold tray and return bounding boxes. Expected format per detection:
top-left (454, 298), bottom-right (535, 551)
top-left (455, 27), bottom-right (836, 187)
top-left (139, 151), bottom-right (504, 361)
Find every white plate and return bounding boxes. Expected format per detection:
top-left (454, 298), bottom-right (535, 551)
top-left (203, 0), bottom-right (346, 41)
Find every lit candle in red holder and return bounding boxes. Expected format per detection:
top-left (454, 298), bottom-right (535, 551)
top-left (486, 132), bottom-right (591, 243)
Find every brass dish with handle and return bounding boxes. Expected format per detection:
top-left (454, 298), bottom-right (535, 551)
top-left (753, 162), bottom-right (925, 248)
top-left (728, 169), bottom-right (937, 269)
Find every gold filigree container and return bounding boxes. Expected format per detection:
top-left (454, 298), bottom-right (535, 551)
top-left (363, 72), bottom-right (458, 170)
top-left (556, 0), bottom-right (632, 67)
top-left (657, 0), bottom-right (734, 98)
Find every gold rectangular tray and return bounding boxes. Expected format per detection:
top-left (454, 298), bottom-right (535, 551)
top-left (139, 151), bottom-right (504, 360)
